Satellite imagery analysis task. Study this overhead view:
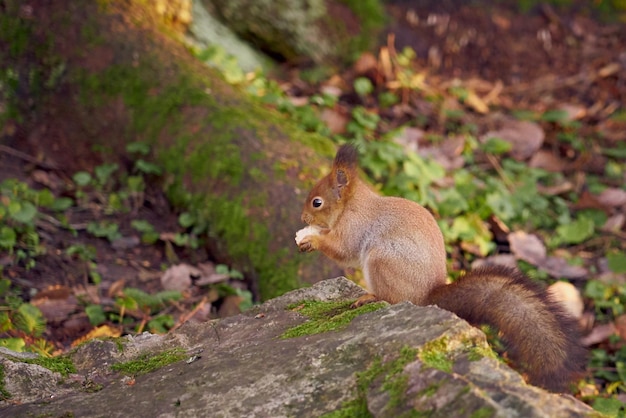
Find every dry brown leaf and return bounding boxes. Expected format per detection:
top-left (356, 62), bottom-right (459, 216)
top-left (573, 190), bottom-right (605, 210)
top-left (464, 89), bottom-right (489, 114)
top-left (537, 256), bottom-right (588, 279)
top-left (353, 52), bottom-right (378, 76)
top-left (107, 279), bottom-right (126, 298)
top-left (320, 108), bottom-right (348, 135)
top-left (392, 126), bottom-right (423, 154)
top-left (528, 149), bottom-right (567, 173)
top-left (31, 285), bottom-right (78, 323)
top-left (160, 264), bottom-right (197, 291)
top-left (602, 213), bottom-right (625, 232)
top-left (615, 315), bottom-right (626, 340)
top-left (508, 231), bottom-right (546, 265)
top-left (483, 119), bottom-right (545, 161)
top-left (548, 281), bottom-right (584, 319)
top-left (555, 103), bottom-right (586, 121)
top-left (536, 181), bottom-right (573, 196)
top-left (581, 323), bottom-right (617, 347)
top-left (71, 325), bottom-right (123, 347)
top-left (597, 188), bottom-right (626, 208)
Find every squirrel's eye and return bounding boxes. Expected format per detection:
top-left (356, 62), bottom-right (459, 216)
top-left (312, 197), bottom-right (323, 208)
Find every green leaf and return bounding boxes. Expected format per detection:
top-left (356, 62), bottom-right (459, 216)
top-left (14, 303), bottom-right (46, 337)
top-left (593, 397), bottom-right (626, 416)
top-left (85, 304), bottom-right (106, 326)
top-left (540, 109), bottom-right (570, 123)
top-left (94, 163), bottom-right (119, 186)
top-left (556, 217), bottom-right (595, 244)
top-left (148, 314), bottom-right (174, 334)
top-left (482, 137), bottom-right (512, 155)
top-left (178, 212), bottom-right (195, 228)
top-left (131, 220), bottom-right (155, 233)
top-left (0, 337), bottom-right (25, 352)
top-left (486, 192), bottom-right (515, 221)
top-left (50, 197), bottom-right (74, 211)
top-left (0, 279), bottom-right (10, 297)
top-left (0, 312), bottom-right (12, 332)
top-left (354, 77), bottom-right (374, 96)
top-left (87, 221), bottom-right (122, 242)
top-left (126, 141), bottom-right (151, 155)
top-left (0, 226), bottom-right (17, 249)
top-left (134, 159), bottom-right (162, 175)
top-left (126, 175), bottom-right (145, 193)
top-left (9, 201), bottom-right (37, 224)
top-left (607, 252), bottom-right (626, 274)
top-left (73, 171), bottom-right (92, 187)
top-left (36, 189), bottom-right (55, 207)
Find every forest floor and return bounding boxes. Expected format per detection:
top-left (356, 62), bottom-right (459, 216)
top-left (1, 0), bottom-right (625, 406)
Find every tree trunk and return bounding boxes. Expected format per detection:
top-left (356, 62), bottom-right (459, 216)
top-left (0, 0), bottom-right (342, 300)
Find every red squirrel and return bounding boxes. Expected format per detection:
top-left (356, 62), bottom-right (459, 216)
top-left (295, 144), bottom-right (585, 392)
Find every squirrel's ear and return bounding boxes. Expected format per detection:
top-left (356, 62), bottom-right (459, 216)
top-left (332, 144), bottom-right (358, 199)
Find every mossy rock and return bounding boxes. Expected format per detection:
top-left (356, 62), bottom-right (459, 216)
top-left (207, 0), bottom-right (386, 65)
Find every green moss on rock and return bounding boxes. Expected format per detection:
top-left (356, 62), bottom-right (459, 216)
top-left (17, 355), bottom-right (77, 378)
top-left (418, 337), bottom-right (454, 374)
top-left (324, 346), bottom-right (420, 418)
top-left (281, 300), bottom-right (387, 339)
top-left (110, 348), bottom-right (186, 376)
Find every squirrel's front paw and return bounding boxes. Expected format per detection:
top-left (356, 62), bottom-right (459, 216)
top-left (295, 226), bottom-right (321, 252)
top-left (297, 235), bottom-right (317, 252)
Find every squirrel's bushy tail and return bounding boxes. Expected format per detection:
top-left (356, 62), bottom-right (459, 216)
top-left (426, 266), bottom-right (586, 391)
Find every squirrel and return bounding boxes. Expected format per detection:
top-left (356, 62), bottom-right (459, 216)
top-left (295, 144), bottom-right (586, 392)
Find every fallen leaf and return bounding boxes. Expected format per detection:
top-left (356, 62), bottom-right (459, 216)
top-left (353, 52), bottom-right (378, 76)
top-left (107, 279), bottom-right (126, 298)
top-left (602, 213), bottom-right (625, 232)
top-left (615, 315), bottom-right (626, 340)
top-left (71, 324), bottom-right (123, 347)
top-left (161, 264), bottom-right (197, 291)
top-left (537, 256), bottom-right (588, 279)
top-left (464, 89), bottom-right (489, 114)
top-left (573, 190), bottom-right (605, 211)
top-left (555, 103), bottom-right (586, 121)
top-left (31, 285), bottom-right (78, 323)
top-left (528, 149), bottom-right (567, 173)
top-left (392, 126), bottom-right (423, 154)
top-left (548, 281), bottom-right (584, 319)
top-left (320, 108), bottom-right (348, 135)
top-left (597, 188), bottom-right (626, 208)
top-left (580, 323), bottom-right (617, 347)
top-left (482, 119), bottom-right (544, 161)
top-left (508, 231), bottom-right (546, 265)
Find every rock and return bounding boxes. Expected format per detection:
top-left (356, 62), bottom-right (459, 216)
top-left (2, 278), bottom-right (591, 417)
top-left (206, 0), bottom-right (384, 65)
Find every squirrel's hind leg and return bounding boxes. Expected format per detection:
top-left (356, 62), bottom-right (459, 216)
top-left (351, 293), bottom-right (379, 308)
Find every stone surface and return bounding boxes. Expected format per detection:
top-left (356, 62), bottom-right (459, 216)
top-left (1, 278), bottom-right (592, 417)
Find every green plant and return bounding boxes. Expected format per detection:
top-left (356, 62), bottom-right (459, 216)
top-left (0, 277), bottom-right (52, 356)
top-left (131, 219), bottom-right (159, 244)
top-left (86, 220), bottom-right (122, 242)
top-left (114, 288), bottom-right (182, 333)
top-left (65, 244), bottom-right (101, 284)
top-left (0, 179), bottom-right (72, 268)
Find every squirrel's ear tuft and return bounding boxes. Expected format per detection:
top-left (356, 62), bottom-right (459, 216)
top-left (333, 144), bottom-right (359, 170)
top-left (332, 144), bottom-right (358, 198)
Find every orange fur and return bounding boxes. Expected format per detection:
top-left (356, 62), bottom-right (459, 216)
top-left (298, 144), bottom-right (586, 391)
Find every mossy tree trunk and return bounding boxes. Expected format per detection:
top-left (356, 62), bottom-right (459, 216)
top-left (0, 0), bottom-right (342, 300)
